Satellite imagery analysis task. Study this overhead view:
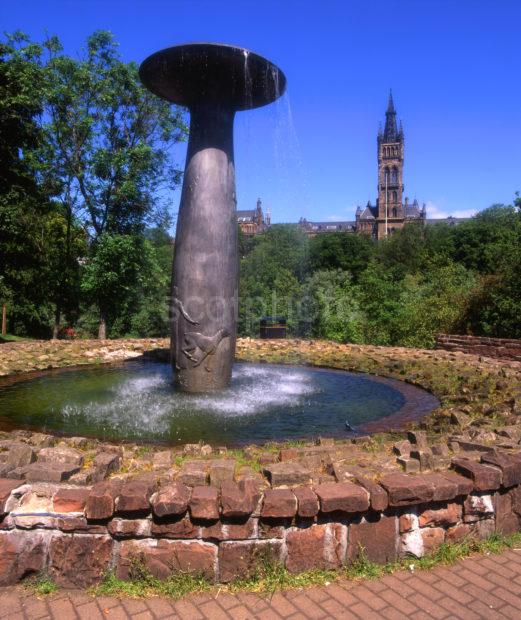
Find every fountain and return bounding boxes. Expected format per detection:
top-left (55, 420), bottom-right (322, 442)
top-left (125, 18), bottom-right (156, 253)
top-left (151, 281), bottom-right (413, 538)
top-left (139, 43), bottom-right (286, 392)
top-left (0, 44), bottom-right (441, 448)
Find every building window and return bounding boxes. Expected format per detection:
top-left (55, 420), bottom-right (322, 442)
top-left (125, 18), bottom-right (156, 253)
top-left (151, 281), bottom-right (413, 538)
top-left (391, 167), bottom-right (398, 184)
top-left (392, 207), bottom-right (397, 217)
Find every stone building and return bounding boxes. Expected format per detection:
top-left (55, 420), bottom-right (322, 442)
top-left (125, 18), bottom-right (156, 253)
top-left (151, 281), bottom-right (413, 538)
top-left (299, 92), bottom-right (469, 239)
top-left (354, 91), bottom-right (426, 239)
top-left (237, 198), bottom-right (270, 235)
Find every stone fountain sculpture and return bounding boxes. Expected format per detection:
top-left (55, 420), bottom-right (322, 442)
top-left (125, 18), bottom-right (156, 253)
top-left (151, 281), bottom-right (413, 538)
top-left (139, 44), bottom-right (286, 392)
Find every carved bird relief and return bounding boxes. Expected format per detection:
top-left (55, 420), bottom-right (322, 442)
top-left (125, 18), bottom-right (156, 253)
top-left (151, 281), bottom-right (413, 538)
top-left (182, 328), bottom-right (230, 370)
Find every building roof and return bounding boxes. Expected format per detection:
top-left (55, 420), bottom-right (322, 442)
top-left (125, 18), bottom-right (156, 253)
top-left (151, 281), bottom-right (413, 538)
top-left (358, 206), bottom-right (377, 219)
top-left (302, 220), bottom-right (356, 232)
top-left (237, 209), bottom-right (256, 222)
top-left (380, 90), bottom-right (403, 144)
top-left (405, 204), bottom-right (422, 218)
top-left (425, 216), bottom-right (470, 226)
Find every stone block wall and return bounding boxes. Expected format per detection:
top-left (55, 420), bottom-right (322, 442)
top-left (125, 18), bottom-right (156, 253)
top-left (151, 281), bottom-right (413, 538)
top-left (1, 456), bottom-right (521, 587)
top-left (436, 334), bottom-right (521, 362)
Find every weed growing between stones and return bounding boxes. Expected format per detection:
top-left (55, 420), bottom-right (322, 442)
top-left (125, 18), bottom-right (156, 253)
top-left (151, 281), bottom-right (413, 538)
top-left (24, 573), bottom-right (59, 596)
top-left (93, 567), bottom-right (212, 599)
top-left (90, 532), bottom-right (521, 599)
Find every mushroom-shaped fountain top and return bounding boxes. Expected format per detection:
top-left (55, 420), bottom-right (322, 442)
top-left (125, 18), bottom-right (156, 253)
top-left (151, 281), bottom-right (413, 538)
top-left (139, 42), bottom-right (287, 110)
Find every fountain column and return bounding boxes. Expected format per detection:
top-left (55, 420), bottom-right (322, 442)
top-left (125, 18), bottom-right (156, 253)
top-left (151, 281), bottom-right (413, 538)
top-left (139, 43), bottom-right (286, 392)
top-left (171, 105), bottom-right (237, 391)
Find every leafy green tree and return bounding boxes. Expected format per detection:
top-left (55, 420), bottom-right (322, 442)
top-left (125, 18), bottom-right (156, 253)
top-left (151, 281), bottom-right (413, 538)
top-left (392, 263), bottom-right (477, 348)
top-left (238, 226), bottom-right (258, 258)
top-left (451, 205), bottom-right (521, 274)
top-left (238, 225), bottom-right (309, 336)
top-left (0, 32), bottom-right (55, 336)
top-left (309, 233), bottom-right (374, 282)
top-left (38, 31), bottom-right (186, 336)
top-left (375, 223), bottom-right (428, 279)
top-left (81, 234), bottom-right (167, 338)
top-left (299, 269), bottom-right (364, 342)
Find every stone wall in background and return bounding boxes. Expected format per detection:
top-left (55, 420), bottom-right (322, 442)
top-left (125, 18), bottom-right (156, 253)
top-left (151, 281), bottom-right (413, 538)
top-left (1, 456), bottom-right (521, 587)
top-left (436, 334), bottom-right (521, 362)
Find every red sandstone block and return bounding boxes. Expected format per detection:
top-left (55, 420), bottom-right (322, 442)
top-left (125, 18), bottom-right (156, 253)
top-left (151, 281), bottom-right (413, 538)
top-left (451, 458), bottom-right (501, 491)
top-left (348, 514), bottom-right (398, 563)
top-left (440, 471), bottom-right (474, 496)
top-left (421, 527), bottom-right (445, 554)
top-left (261, 488), bottom-right (297, 518)
top-left (220, 480), bottom-right (259, 518)
top-left (189, 486), bottom-right (219, 520)
top-left (150, 515), bottom-right (199, 539)
top-left (201, 517), bottom-right (256, 541)
top-left (115, 480), bottom-right (155, 516)
top-left (496, 491), bottom-right (520, 535)
top-left (420, 473), bottom-right (458, 502)
top-left (379, 473), bottom-right (433, 507)
top-left (0, 479), bottom-right (22, 516)
top-left (52, 488), bottom-right (88, 513)
top-left (292, 486), bottom-right (319, 517)
top-left (279, 448), bottom-right (299, 461)
top-left (117, 539), bottom-right (216, 581)
top-left (446, 522), bottom-right (472, 543)
top-left (48, 534), bottom-right (113, 588)
top-left (355, 476), bottom-right (389, 511)
top-left (419, 502), bottom-right (461, 528)
top-left (314, 482), bottom-right (369, 513)
top-left (107, 518), bottom-right (151, 538)
top-left (219, 540), bottom-right (283, 582)
top-left (0, 530), bottom-right (48, 585)
top-left (481, 452), bottom-right (521, 488)
top-left (85, 480), bottom-right (122, 521)
top-left (55, 517), bottom-right (107, 534)
top-left (150, 482), bottom-right (191, 518)
top-left (289, 523), bottom-right (346, 573)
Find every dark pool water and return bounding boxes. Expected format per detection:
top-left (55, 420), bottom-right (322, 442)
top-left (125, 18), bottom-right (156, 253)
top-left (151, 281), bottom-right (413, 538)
top-left (0, 361), bottom-right (438, 445)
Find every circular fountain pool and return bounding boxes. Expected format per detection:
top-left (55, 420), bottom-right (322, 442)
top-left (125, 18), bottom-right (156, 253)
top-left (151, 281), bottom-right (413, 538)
top-left (0, 361), bottom-right (438, 445)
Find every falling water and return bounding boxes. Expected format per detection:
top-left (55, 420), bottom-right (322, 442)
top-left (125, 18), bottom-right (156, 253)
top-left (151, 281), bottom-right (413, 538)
top-left (243, 49), bottom-right (253, 109)
top-left (235, 84), bottom-right (311, 224)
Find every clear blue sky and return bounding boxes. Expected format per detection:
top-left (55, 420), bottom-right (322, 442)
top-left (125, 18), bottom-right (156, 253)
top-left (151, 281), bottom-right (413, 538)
top-left (3, 0), bottom-right (520, 223)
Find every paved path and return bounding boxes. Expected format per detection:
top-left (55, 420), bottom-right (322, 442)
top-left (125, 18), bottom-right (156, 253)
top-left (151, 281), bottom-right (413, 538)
top-left (2, 549), bottom-right (521, 619)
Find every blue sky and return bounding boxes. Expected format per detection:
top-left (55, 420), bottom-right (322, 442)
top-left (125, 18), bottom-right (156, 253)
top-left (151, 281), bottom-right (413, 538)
top-left (3, 0), bottom-right (520, 223)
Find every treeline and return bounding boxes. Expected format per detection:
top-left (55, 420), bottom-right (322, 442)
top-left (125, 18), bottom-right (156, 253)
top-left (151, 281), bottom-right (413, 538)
top-left (0, 31), bottom-right (185, 339)
top-left (2, 32), bottom-right (520, 347)
top-left (238, 202), bottom-right (521, 348)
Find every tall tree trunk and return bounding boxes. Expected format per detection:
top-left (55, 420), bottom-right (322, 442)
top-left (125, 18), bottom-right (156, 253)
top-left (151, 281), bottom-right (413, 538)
top-left (98, 310), bottom-right (107, 339)
top-left (52, 305), bottom-right (61, 339)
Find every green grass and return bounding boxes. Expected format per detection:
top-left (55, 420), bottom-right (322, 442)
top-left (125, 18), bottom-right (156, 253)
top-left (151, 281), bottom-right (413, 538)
top-left (229, 549), bottom-right (336, 594)
top-left (0, 333), bottom-right (32, 343)
top-left (25, 574), bottom-right (59, 596)
top-left (90, 532), bottom-right (521, 599)
top-left (93, 566), bottom-right (212, 599)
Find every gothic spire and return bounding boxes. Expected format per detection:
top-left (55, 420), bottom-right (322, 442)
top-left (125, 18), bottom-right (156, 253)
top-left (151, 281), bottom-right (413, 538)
top-left (383, 90), bottom-right (399, 142)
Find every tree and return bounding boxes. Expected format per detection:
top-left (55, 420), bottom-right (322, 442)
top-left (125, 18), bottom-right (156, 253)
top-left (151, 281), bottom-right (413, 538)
top-left (0, 32), bottom-right (55, 336)
top-left (299, 269), bottom-right (364, 342)
top-left (375, 223), bottom-right (427, 279)
top-left (451, 205), bottom-right (521, 274)
top-left (309, 233), bottom-right (374, 282)
top-left (392, 263), bottom-right (477, 348)
top-left (39, 31), bottom-right (187, 336)
top-left (81, 234), bottom-right (167, 338)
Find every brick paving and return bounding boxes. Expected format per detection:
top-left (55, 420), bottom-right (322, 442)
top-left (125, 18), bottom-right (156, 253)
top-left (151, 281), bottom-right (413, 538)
top-left (2, 549), bottom-right (521, 619)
